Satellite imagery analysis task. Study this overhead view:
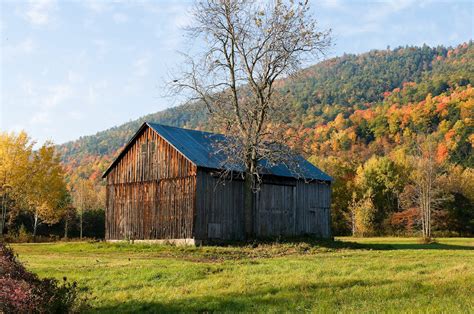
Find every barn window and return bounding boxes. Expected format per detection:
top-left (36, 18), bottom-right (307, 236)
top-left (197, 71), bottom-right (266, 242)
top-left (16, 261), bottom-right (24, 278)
top-left (141, 143), bottom-right (147, 154)
top-left (150, 142), bottom-right (156, 153)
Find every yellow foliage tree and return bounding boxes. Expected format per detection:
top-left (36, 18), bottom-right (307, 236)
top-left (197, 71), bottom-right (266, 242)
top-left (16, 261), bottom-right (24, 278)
top-left (0, 132), bottom-right (69, 238)
top-left (27, 142), bottom-right (70, 237)
top-left (0, 132), bottom-right (33, 235)
top-left (349, 192), bottom-right (376, 237)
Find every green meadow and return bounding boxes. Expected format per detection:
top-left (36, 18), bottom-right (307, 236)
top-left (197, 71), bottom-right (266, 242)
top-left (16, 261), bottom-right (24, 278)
top-left (12, 237), bottom-right (474, 313)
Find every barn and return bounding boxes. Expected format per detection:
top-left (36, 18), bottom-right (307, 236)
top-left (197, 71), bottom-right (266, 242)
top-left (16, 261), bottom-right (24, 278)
top-left (102, 122), bottom-right (332, 243)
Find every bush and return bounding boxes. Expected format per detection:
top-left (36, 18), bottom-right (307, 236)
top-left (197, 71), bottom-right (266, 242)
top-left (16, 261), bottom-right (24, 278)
top-left (350, 194), bottom-right (377, 237)
top-left (18, 224), bottom-right (32, 243)
top-left (0, 242), bottom-right (86, 312)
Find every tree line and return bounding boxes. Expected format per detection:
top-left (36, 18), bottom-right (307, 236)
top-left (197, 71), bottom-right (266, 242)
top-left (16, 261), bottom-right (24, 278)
top-left (0, 132), bottom-right (105, 240)
top-left (2, 42), bottom-right (472, 240)
top-left (307, 83), bottom-right (473, 237)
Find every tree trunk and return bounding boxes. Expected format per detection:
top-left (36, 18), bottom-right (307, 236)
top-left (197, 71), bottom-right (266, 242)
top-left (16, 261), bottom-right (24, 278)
top-left (64, 217), bottom-right (68, 239)
top-left (351, 210), bottom-right (356, 236)
top-left (33, 211), bottom-right (39, 241)
top-left (244, 155), bottom-right (257, 240)
top-left (0, 195), bottom-right (5, 238)
top-left (79, 210), bottom-right (83, 240)
top-left (243, 172), bottom-right (254, 239)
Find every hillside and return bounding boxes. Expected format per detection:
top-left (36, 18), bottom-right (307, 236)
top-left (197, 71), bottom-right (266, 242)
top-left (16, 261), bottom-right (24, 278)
top-left (58, 42), bottom-right (473, 184)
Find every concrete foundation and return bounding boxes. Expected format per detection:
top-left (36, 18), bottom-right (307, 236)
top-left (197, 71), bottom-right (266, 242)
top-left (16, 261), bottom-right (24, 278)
top-left (106, 238), bottom-right (201, 246)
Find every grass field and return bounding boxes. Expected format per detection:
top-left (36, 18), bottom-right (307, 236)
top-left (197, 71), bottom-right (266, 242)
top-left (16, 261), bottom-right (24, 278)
top-left (12, 237), bottom-right (474, 313)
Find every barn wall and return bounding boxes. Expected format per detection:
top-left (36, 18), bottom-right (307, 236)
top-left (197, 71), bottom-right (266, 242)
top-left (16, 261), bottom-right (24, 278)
top-left (105, 127), bottom-right (197, 240)
top-left (195, 170), bottom-right (245, 241)
top-left (255, 182), bottom-right (296, 237)
top-left (295, 180), bottom-right (332, 238)
top-left (195, 170), bottom-right (331, 241)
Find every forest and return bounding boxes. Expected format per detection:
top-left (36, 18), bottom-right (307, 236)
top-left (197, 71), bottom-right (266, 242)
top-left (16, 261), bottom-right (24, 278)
top-left (1, 42), bottom-right (473, 240)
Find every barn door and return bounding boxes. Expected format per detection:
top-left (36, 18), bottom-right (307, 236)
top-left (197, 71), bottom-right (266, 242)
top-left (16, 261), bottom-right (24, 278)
top-left (255, 184), bottom-right (295, 237)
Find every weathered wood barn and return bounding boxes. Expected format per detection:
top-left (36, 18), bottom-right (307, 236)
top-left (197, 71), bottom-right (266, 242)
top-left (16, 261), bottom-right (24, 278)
top-left (102, 122), bottom-right (332, 243)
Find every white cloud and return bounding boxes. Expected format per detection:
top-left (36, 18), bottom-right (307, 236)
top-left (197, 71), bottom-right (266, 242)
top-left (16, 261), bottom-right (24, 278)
top-left (133, 54), bottom-right (151, 78)
top-left (92, 39), bottom-right (108, 58)
top-left (0, 19), bottom-right (6, 35)
top-left (67, 71), bottom-right (83, 83)
top-left (42, 84), bottom-right (73, 109)
top-left (20, 79), bottom-right (35, 97)
top-left (86, 80), bottom-right (109, 105)
top-left (10, 124), bottom-right (27, 133)
top-left (23, 0), bottom-right (56, 26)
top-left (21, 83), bottom-right (73, 127)
top-left (83, 0), bottom-right (110, 13)
top-left (172, 9), bottom-right (192, 29)
top-left (19, 38), bottom-right (35, 53)
top-left (364, 0), bottom-right (418, 23)
top-left (30, 111), bottom-right (50, 124)
top-left (68, 111), bottom-right (84, 120)
top-left (319, 0), bottom-right (345, 10)
top-left (3, 38), bottom-right (36, 60)
top-left (113, 12), bottom-right (129, 23)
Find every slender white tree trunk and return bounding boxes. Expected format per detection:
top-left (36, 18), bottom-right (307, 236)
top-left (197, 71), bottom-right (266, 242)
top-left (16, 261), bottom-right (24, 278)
top-left (33, 211), bottom-right (39, 240)
top-left (64, 217), bottom-right (68, 239)
top-left (79, 208), bottom-right (83, 240)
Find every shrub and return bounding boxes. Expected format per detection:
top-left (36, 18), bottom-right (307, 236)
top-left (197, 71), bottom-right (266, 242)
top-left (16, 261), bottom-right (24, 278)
top-left (349, 194), bottom-right (377, 237)
top-left (18, 224), bottom-right (32, 243)
top-left (0, 242), bottom-right (86, 313)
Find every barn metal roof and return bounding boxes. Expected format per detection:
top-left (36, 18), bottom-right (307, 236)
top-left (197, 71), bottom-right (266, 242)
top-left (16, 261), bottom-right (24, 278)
top-left (147, 123), bottom-right (332, 181)
top-left (103, 122), bottom-right (332, 181)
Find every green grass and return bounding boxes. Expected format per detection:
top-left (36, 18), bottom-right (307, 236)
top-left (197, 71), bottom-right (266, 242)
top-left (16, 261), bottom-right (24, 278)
top-left (12, 237), bottom-right (474, 313)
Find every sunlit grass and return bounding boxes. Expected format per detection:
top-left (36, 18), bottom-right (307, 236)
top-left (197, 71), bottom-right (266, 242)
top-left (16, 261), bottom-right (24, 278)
top-left (12, 237), bottom-right (474, 313)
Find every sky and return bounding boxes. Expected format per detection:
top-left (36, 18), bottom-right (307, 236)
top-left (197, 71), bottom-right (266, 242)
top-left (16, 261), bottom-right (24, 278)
top-left (1, 0), bottom-right (473, 145)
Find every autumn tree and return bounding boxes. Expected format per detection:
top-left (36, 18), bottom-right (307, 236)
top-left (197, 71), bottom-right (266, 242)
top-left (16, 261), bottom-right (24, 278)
top-left (402, 137), bottom-right (448, 239)
top-left (71, 178), bottom-right (104, 239)
top-left (0, 133), bottom-right (70, 239)
top-left (0, 132), bottom-right (33, 236)
top-left (312, 156), bottom-right (356, 235)
top-left (349, 192), bottom-right (376, 237)
top-left (354, 156), bottom-right (407, 232)
top-left (434, 165), bottom-right (474, 235)
top-left (171, 0), bottom-right (331, 238)
top-left (27, 142), bottom-right (70, 238)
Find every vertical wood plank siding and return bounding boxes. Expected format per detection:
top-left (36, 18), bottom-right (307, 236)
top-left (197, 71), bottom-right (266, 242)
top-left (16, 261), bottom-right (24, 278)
top-left (105, 125), bottom-right (331, 241)
top-left (295, 180), bottom-right (332, 238)
top-left (105, 127), bottom-right (197, 240)
top-left (255, 184), bottom-right (296, 237)
top-left (195, 170), bottom-right (332, 240)
top-left (195, 170), bottom-right (245, 240)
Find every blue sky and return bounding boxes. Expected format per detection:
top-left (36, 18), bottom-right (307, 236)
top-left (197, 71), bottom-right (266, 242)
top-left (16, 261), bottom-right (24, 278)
top-left (1, 0), bottom-right (472, 145)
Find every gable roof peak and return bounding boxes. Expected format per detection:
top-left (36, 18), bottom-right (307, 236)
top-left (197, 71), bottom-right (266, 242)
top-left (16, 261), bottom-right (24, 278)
top-left (103, 122), bottom-right (332, 181)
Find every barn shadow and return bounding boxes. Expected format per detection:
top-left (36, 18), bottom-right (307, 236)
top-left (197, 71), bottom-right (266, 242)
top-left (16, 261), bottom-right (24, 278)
top-left (91, 278), bottom-right (393, 313)
top-left (319, 240), bottom-right (474, 251)
top-left (203, 237), bottom-right (473, 251)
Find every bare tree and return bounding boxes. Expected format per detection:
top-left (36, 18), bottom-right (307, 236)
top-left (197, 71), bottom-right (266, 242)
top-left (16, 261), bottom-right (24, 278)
top-left (72, 178), bottom-right (104, 239)
top-left (403, 137), bottom-right (448, 240)
top-left (170, 0), bottom-right (331, 238)
top-left (72, 179), bottom-right (86, 240)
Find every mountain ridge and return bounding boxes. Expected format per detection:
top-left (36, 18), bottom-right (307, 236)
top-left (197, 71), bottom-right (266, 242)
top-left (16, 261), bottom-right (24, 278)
top-left (57, 42), bottom-right (473, 184)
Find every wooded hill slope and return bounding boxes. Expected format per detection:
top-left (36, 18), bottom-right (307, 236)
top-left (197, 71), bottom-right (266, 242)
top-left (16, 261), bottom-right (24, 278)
top-left (58, 42), bottom-right (474, 236)
top-left (58, 42), bottom-right (473, 182)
